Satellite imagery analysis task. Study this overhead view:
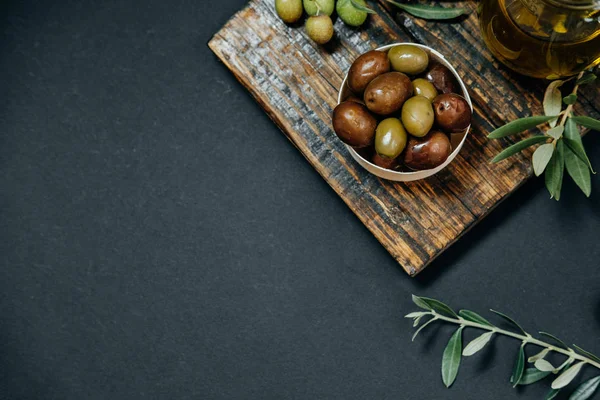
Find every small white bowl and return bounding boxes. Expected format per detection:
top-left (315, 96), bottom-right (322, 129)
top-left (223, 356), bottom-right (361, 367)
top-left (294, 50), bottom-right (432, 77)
top-left (337, 43), bottom-right (473, 182)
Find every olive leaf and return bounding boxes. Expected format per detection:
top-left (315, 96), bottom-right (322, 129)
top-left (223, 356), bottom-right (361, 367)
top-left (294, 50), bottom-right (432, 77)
top-left (405, 311), bottom-right (428, 319)
top-left (491, 136), bottom-right (548, 163)
top-left (565, 145), bottom-right (592, 197)
top-left (535, 359), bottom-right (557, 372)
top-left (569, 375), bottom-right (600, 400)
top-left (418, 296), bottom-right (458, 318)
top-left (488, 116), bottom-right (557, 139)
top-left (412, 294), bottom-right (432, 311)
top-left (563, 94), bottom-right (578, 105)
top-left (573, 345), bottom-right (600, 364)
top-left (533, 143), bottom-right (555, 176)
top-left (412, 317), bottom-right (436, 341)
top-left (564, 118), bottom-right (594, 172)
top-left (463, 332), bottom-right (494, 357)
top-left (386, 0), bottom-right (468, 19)
top-left (490, 309), bottom-right (527, 334)
top-left (547, 126), bottom-right (564, 140)
top-left (539, 332), bottom-right (570, 350)
top-left (511, 344), bottom-right (526, 387)
top-left (576, 73), bottom-right (597, 86)
top-left (442, 327), bottom-right (463, 387)
top-left (459, 310), bottom-right (494, 327)
top-left (518, 368), bottom-right (551, 386)
top-left (571, 116), bottom-right (600, 131)
top-left (544, 80), bottom-right (564, 128)
top-left (546, 388), bottom-right (561, 399)
top-left (551, 361), bottom-right (585, 389)
top-left (545, 139), bottom-right (565, 200)
top-left (413, 315), bottom-right (425, 327)
top-left (529, 348), bottom-right (551, 363)
top-left (350, 0), bottom-right (377, 14)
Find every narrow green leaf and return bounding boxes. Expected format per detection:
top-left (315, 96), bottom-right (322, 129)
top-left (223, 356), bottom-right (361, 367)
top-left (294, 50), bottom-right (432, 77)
top-left (564, 118), bottom-right (594, 172)
top-left (551, 361), bottom-right (584, 389)
top-left (511, 344), bottom-right (526, 387)
top-left (490, 309), bottom-right (527, 334)
top-left (412, 318), bottom-right (436, 341)
top-left (386, 0), bottom-right (468, 19)
top-left (563, 94), bottom-right (578, 105)
top-left (412, 294), bottom-right (432, 311)
top-left (544, 80), bottom-right (564, 127)
top-left (576, 73), bottom-right (597, 86)
top-left (405, 311), bottom-right (428, 319)
top-left (529, 348), bottom-right (551, 363)
top-left (491, 136), bottom-right (548, 163)
top-left (565, 145), bottom-right (592, 197)
top-left (463, 332), bottom-right (494, 357)
top-left (571, 116), bottom-right (600, 131)
top-left (413, 315), bottom-right (425, 327)
top-left (535, 359), bottom-right (557, 372)
top-left (459, 310), bottom-right (494, 327)
top-left (573, 345), bottom-right (600, 364)
top-left (545, 139), bottom-right (565, 200)
top-left (546, 389), bottom-right (560, 399)
top-left (533, 143), bottom-right (555, 176)
top-left (539, 332), bottom-right (570, 350)
top-left (350, 0), bottom-right (377, 14)
top-left (518, 368), bottom-right (551, 385)
top-left (488, 116), bottom-right (557, 139)
top-left (569, 375), bottom-right (600, 400)
top-left (442, 327), bottom-right (463, 387)
top-left (419, 297), bottom-right (458, 318)
top-left (547, 126), bottom-right (564, 140)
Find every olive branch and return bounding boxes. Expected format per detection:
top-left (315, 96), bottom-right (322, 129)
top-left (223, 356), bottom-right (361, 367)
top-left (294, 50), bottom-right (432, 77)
top-left (488, 68), bottom-right (599, 200)
top-left (407, 295), bottom-right (600, 399)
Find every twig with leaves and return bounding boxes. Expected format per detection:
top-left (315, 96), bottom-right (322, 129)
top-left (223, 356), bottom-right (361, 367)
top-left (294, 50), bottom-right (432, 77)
top-left (385, 0), bottom-right (469, 20)
top-left (488, 68), bottom-right (599, 200)
top-left (407, 295), bottom-right (600, 399)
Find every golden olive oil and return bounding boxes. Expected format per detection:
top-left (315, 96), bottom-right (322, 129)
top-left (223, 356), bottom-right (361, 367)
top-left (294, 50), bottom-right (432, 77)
top-left (478, 0), bottom-right (600, 78)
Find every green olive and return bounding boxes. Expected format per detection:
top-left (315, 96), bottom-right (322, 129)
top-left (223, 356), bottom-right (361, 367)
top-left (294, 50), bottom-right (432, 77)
top-left (412, 78), bottom-right (438, 101)
top-left (375, 118), bottom-right (407, 159)
top-left (401, 95), bottom-right (434, 137)
top-left (388, 45), bottom-right (429, 75)
top-left (303, 0), bottom-right (335, 16)
top-left (337, 0), bottom-right (368, 27)
top-left (275, 0), bottom-right (303, 24)
top-left (305, 15), bottom-right (334, 44)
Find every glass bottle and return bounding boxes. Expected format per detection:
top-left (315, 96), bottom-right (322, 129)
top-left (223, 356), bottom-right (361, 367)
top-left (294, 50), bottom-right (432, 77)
top-left (478, 0), bottom-right (600, 78)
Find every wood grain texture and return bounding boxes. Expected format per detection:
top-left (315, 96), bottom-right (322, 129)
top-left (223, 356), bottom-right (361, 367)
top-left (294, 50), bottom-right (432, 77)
top-left (208, 0), bottom-right (599, 276)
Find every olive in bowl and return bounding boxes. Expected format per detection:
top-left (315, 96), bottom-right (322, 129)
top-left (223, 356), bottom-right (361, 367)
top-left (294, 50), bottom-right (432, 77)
top-left (364, 72), bottom-right (413, 115)
top-left (332, 101), bottom-right (377, 148)
top-left (433, 93), bottom-right (472, 132)
top-left (347, 50), bottom-right (390, 95)
top-left (334, 43), bottom-right (472, 182)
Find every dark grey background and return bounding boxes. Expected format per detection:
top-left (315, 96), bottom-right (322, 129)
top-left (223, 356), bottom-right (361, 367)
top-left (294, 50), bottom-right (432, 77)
top-left (1, 0), bottom-right (599, 399)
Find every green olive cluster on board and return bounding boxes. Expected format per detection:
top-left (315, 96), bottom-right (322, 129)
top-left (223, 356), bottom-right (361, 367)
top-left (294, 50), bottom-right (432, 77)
top-left (275, 0), bottom-right (370, 45)
top-left (332, 45), bottom-right (472, 171)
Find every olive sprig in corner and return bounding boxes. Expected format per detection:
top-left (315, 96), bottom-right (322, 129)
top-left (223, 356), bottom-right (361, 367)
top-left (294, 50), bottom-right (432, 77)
top-left (488, 68), bottom-right (599, 200)
top-left (407, 295), bottom-right (600, 399)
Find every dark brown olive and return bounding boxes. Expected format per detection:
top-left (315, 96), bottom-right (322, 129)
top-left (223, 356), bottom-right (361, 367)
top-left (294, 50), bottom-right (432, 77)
top-left (363, 72), bottom-right (413, 116)
top-left (332, 101), bottom-right (377, 147)
top-left (432, 93), bottom-right (472, 132)
top-left (372, 153), bottom-right (399, 170)
top-left (347, 50), bottom-right (391, 94)
top-left (425, 63), bottom-right (459, 94)
top-left (403, 131), bottom-right (452, 170)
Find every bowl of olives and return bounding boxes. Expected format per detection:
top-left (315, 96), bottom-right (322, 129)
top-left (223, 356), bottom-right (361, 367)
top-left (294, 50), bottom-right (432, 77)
top-left (332, 43), bottom-right (473, 182)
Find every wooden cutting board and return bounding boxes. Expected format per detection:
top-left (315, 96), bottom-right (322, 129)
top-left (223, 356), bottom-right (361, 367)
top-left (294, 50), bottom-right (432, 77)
top-left (208, 0), bottom-right (599, 276)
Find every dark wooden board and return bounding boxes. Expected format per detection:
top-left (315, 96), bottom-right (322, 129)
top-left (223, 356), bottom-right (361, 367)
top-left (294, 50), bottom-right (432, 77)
top-left (208, 0), bottom-right (599, 276)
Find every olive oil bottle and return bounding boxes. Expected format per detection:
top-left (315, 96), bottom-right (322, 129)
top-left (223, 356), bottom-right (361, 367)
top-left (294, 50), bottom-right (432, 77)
top-left (478, 0), bottom-right (600, 78)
